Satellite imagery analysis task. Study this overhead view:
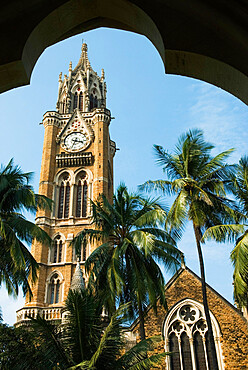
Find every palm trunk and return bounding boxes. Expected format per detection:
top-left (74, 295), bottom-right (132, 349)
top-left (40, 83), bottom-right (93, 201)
top-left (193, 224), bottom-right (219, 370)
top-left (137, 296), bottom-right (146, 341)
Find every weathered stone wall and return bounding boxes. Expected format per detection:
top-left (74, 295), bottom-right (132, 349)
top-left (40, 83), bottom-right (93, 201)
top-left (132, 268), bottom-right (248, 369)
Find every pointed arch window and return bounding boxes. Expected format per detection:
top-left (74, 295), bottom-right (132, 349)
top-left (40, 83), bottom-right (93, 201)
top-left (58, 174), bottom-right (70, 219)
top-left (48, 273), bottom-right (62, 304)
top-left (62, 99), bottom-right (66, 113)
top-left (73, 92), bottom-right (78, 110)
top-left (89, 94), bottom-right (94, 110)
top-left (76, 172), bottom-right (88, 218)
top-left (51, 235), bottom-right (63, 264)
top-left (79, 91), bottom-right (83, 111)
top-left (72, 237), bottom-right (88, 262)
top-left (164, 300), bottom-right (224, 370)
top-left (89, 94), bottom-right (97, 110)
top-left (82, 238), bottom-right (87, 261)
top-left (94, 95), bottom-right (98, 108)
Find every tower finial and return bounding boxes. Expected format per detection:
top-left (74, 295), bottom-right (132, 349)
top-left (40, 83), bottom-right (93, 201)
top-left (81, 42), bottom-right (88, 53)
top-left (58, 72), bottom-right (62, 82)
top-left (73, 42), bottom-right (90, 72)
top-left (69, 61), bottom-right (72, 72)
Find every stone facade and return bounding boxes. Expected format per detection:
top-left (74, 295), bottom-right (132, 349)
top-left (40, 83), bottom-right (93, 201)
top-left (16, 43), bottom-right (116, 325)
top-left (130, 267), bottom-right (248, 369)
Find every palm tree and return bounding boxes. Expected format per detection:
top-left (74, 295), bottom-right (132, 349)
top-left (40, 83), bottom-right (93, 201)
top-left (203, 156), bottom-right (248, 311)
top-left (72, 184), bottom-right (182, 340)
top-left (0, 159), bottom-right (51, 296)
top-left (139, 129), bottom-right (239, 370)
top-left (29, 288), bottom-right (168, 369)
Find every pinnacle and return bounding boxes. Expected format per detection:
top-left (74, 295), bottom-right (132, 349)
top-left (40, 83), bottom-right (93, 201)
top-left (81, 42), bottom-right (88, 52)
top-left (73, 42), bottom-right (91, 73)
top-left (70, 261), bottom-right (85, 292)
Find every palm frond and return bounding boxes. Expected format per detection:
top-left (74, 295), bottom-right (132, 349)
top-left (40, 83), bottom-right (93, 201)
top-left (138, 180), bottom-right (174, 195)
top-left (202, 224), bottom-right (246, 243)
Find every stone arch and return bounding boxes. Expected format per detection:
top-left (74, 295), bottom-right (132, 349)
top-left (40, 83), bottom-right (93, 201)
top-left (74, 167), bottom-right (93, 183)
top-left (1, 0), bottom-right (248, 104)
top-left (72, 230), bottom-right (90, 263)
top-left (55, 168), bottom-right (74, 185)
top-left (51, 231), bottom-right (66, 243)
top-left (45, 270), bottom-right (64, 304)
top-left (48, 233), bottom-right (66, 264)
top-left (163, 298), bottom-right (224, 370)
top-left (71, 81), bottom-right (87, 95)
top-left (55, 170), bottom-right (72, 219)
top-left (74, 168), bottom-right (93, 219)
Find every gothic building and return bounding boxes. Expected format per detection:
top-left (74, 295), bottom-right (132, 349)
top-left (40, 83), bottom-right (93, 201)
top-left (15, 44), bottom-right (248, 369)
top-left (128, 266), bottom-right (248, 369)
top-left (16, 43), bottom-right (116, 323)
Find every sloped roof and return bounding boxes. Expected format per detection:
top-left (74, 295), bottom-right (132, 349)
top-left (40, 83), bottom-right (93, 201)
top-left (127, 266), bottom-right (247, 331)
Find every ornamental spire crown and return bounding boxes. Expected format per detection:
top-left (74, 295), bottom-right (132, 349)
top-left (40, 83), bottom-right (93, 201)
top-left (56, 43), bottom-right (107, 114)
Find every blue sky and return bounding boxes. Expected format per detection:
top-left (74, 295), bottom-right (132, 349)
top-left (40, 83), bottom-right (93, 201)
top-left (1, 28), bottom-right (248, 325)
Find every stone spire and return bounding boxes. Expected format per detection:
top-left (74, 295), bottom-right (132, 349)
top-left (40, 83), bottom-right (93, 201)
top-left (57, 42), bottom-right (107, 113)
top-left (73, 42), bottom-right (91, 72)
top-left (70, 261), bottom-right (85, 291)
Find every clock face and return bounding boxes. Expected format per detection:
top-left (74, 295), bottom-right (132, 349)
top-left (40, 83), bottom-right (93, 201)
top-left (64, 132), bottom-right (88, 151)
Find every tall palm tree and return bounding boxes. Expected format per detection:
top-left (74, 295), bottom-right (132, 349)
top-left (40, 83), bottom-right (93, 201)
top-left (139, 129), bottom-right (239, 370)
top-left (72, 184), bottom-right (182, 340)
top-left (203, 156), bottom-right (248, 311)
top-left (0, 159), bottom-right (51, 296)
top-left (28, 289), bottom-right (168, 369)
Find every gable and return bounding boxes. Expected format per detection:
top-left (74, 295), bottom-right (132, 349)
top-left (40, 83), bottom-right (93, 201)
top-left (129, 267), bottom-right (248, 369)
top-left (56, 108), bottom-right (94, 144)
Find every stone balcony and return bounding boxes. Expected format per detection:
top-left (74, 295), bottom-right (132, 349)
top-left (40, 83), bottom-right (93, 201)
top-left (56, 151), bottom-right (94, 168)
top-left (16, 306), bottom-right (63, 326)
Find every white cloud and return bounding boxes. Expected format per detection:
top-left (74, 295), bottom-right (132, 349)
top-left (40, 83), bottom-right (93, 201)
top-left (187, 83), bottom-right (248, 162)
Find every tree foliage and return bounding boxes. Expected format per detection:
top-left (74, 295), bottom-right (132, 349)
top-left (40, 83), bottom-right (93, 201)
top-left (139, 129), bottom-right (241, 369)
top-left (203, 156), bottom-right (248, 307)
top-left (0, 159), bottom-right (52, 296)
top-left (72, 184), bottom-right (182, 339)
top-left (17, 289), bottom-right (168, 369)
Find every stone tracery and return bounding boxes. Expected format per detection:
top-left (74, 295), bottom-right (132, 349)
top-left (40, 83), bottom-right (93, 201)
top-left (163, 299), bottom-right (224, 370)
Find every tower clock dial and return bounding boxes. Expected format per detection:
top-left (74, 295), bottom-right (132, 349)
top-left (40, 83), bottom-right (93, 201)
top-left (64, 132), bottom-right (88, 151)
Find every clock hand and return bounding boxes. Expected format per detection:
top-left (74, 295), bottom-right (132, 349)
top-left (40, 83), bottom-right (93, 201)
top-left (71, 138), bottom-right (77, 147)
top-left (74, 138), bottom-right (85, 144)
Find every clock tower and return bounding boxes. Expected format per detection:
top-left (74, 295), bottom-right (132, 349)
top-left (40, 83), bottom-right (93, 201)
top-left (16, 43), bottom-right (116, 324)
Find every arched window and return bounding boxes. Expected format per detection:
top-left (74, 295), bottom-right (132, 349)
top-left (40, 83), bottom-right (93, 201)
top-left (89, 94), bottom-right (98, 110)
top-left (89, 94), bottom-right (94, 110)
top-left (50, 235), bottom-right (63, 263)
top-left (47, 273), bottom-right (62, 304)
top-left (73, 92), bottom-right (78, 110)
top-left (76, 171), bottom-right (88, 218)
top-left (82, 238), bottom-right (87, 261)
top-left (164, 299), bottom-right (224, 370)
top-left (72, 236), bottom-right (88, 262)
top-left (58, 173), bottom-right (70, 219)
top-left (94, 95), bottom-right (98, 108)
top-left (79, 91), bottom-right (83, 110)
top-left (169, 332), bottom-right (180, 369)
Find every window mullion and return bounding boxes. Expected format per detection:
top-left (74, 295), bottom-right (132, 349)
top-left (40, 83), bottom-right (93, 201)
top-left (178, 337), bottom-right (184, 370)
top-left (202, 337), bottom-right (209, 370)
top-left (189, 336), bottom-right (197, 370)
top-left (63, 182), bottom-right (66, 218)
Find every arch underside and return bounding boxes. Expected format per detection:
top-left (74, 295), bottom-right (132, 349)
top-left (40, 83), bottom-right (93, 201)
top-left (1, 0), bottom-right (248, 104)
